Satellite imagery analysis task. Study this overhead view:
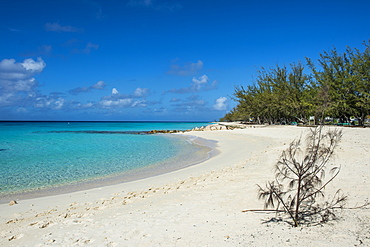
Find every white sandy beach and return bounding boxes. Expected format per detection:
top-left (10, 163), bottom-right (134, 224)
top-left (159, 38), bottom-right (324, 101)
top-left (1, 126), bottom-right (369, 246)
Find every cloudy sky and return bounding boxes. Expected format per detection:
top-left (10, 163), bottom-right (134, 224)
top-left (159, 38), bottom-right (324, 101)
top-left (1, 0), bottom-right (369, 121)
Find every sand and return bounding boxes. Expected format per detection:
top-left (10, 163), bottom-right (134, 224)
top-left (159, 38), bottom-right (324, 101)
top-left (1, 126), bottom-right (369, 246)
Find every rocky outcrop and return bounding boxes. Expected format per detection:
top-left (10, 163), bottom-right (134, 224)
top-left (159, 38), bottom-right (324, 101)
top-left (9, 200), bottom-right (17, 206)
top-left (148, 124), bottom-right (235, 133)
top-left (147, 123), bottom-right (264, 134)
top-left (190, 124), bottom-right (234, 131)
top-left (147, 129), bottom-right (183, 134)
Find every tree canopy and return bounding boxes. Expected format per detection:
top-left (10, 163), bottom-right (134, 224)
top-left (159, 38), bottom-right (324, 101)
top-left (221, 41), bottom-right (370, 126)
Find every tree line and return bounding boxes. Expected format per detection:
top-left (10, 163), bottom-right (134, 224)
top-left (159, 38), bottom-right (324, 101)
top-left (221, 41), bottom-right (370, 126)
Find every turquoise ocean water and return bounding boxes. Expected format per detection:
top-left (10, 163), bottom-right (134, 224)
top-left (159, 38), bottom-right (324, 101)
top-left (0, 121), bottom-right (212, 201)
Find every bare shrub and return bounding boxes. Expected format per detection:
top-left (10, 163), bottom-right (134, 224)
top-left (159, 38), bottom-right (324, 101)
top-left (257, 126), bottom-right (347, 226)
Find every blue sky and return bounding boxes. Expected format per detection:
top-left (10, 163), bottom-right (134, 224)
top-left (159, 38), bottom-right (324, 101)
top-left (1, 0), bottom-right (369, 121)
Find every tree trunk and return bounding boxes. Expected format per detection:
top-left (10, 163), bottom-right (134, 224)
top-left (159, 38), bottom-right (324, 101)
top-left (294, 177), bottom-right (302, 227)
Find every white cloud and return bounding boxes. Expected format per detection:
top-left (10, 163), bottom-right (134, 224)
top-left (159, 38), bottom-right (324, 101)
top-left (0, 58), bottom-right (72, 112)
top-left (45, 22), bottom-right (82, 33)
top-left (21, 58), bottom-right (46, 72)
top-left (98, 87), bottom-right (150, 109)
top-left (133, 87), bottom-right (149, 97)
top-left (165, 74), bottom-right (217, 94)
top-left (0, 58), bottom-right (46, 106)
top-left (192, 74), bottom-right (208, 90)
top-left (171, 95), bottom-right (207, 114)
top-left (167, 60), bottom-right (203, 76)
top-left (54, 99), bottom-right (65, 109)
top-left (0, 92), bottom-right (15, 105)
top-left (213, 97), bottom-right (228, 111)
top-left (68, 101), bottom-right (95, 110)
top-left (34, 95), bottom-right (65, 110)
top-left (0, 58), bottom-right (20, 71)
top-left (91, 80), bottom-right (105, 90)
top-left (69, 80), bottom-right (106, 95)
top-left (0, 57), bottom-right (45, 82)
top-left (100, 98), bottom-right (132, 107)
top-left (132, 100), bottom-right (147, 107)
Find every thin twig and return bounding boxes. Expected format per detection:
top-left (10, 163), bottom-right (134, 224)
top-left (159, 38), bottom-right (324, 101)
top-left (242, 209), bottom-right (285, 213)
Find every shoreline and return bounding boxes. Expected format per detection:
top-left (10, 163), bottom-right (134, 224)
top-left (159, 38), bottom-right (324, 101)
top-left (0, 121), bottom-right (256, 203)
top-left (0, 134), bottom-right (216, 204)
top-left (1, 126), bottom-right (369, 246)
top-left (1, 126), bottom-right (262, 208)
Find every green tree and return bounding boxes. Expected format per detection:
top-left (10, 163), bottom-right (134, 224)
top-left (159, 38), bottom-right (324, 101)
top-left (308, 41), bottom-right (370, 125)
top-left (347, 41), bottom-right (370, 125)
top-left (230, 64), bottom-right (313, 124)
top-left (223, 41), bottom-right (369, 126)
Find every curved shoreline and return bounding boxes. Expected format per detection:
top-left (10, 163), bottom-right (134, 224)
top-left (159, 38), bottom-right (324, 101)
top-left (0, 134), bottom-right (216, 204)
top-left (0, 127), bottom-right (271, 211)
top-left (1, 126), bottom-right (369, 246)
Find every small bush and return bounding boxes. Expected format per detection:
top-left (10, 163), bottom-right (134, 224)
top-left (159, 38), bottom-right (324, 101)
top-left (257, 126), bottom-right (347, 226)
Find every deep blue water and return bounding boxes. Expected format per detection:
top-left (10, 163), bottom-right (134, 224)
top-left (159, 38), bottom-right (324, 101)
top-left (0, 121), bottom-right (211, 198)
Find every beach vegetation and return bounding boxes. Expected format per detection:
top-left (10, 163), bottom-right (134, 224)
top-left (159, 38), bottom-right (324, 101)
top-left (257, 126), bottom-right (347, 227)
top-left (307, 41), bottom-right (370, 126)
top-left (221, 40), bottom-right (370, 126)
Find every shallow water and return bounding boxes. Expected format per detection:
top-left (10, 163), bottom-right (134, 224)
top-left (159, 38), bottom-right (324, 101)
top-left (0, 121), bottom-right (212, 200)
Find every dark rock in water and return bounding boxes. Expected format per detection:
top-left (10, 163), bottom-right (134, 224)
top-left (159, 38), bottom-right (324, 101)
top-left (0, 149), bottom-right (6, 151)
top-left (147, 129), bottom-right (181, 134)
top-left (47, 129), bottom-right (186, 135)
top-left (48, 130), bottom-right (150, 135)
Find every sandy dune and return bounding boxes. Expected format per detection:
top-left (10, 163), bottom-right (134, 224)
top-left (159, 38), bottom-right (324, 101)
top-left (1, 126), bottom-right (369, 246)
